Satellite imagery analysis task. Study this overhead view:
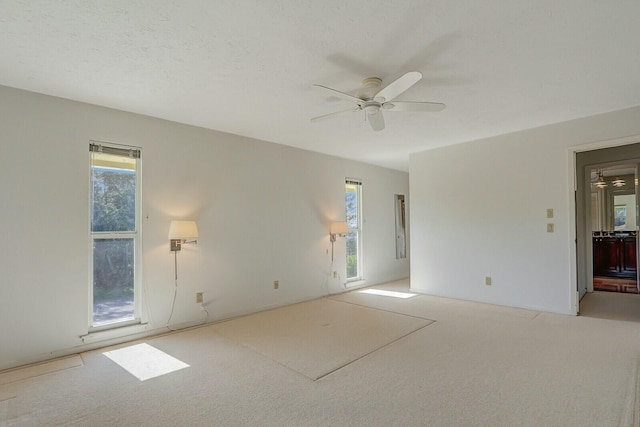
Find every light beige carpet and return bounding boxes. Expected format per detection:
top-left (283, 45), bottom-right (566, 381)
top-left (2, 280), bottom-right (640, 426)
top-left (211, 297), bottom-right (433, 379)
top-left (0, 355), bottom-right (83, 386)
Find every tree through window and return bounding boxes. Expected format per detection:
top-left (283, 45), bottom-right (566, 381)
top-left (345, 179), bottom-right (362, 281)
top-left (90, 143), bottom-right (141, 329)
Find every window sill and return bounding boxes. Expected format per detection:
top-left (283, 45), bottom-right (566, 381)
top-left (80, 323), bottom-right (149, 344)
top-left (346, 279), bottom-right (367, 288)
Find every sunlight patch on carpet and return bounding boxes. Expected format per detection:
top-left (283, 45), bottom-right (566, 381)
top-left (358, 289), bottom-right (418, 299)
top-left (103, 343), bottom-right (189, 381)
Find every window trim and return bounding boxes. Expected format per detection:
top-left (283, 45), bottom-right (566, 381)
top-left (89, 141), bottom-right (143, 332)
top-left (346, 178), bottom-right (363, 283)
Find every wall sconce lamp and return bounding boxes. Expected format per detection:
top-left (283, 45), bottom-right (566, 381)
top-left (167, 220), bottom-right (199, 329)
top-left (169, 220), bottom-right (199, 252)
top-left (329, 221), bottom-right (349, 261)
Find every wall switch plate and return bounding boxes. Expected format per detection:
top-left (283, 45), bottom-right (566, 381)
top-left (195, 292), bottom-right (203, 303)
top-left (333, 271), bottom-right (337, 279)
top-left (547, 223), bottom-right (554, 233)
top-left (547, 208), bottom-right (554, 218)
top-left (485, 276), bottom-right (492, 286)
top-left (274, 280), bottom-right (279, 290)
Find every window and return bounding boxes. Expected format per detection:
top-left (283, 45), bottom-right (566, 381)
top-left (90, 143), bottom-right (141, 329)
top-left (345, 179), bottom-right (362, 281)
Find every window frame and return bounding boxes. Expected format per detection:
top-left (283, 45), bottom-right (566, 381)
top-left (88, 141), bottom-right (143, 332)
top-left (345, 178), bottom-right (363, 283)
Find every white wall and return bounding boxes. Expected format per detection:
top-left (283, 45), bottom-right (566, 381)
top-left (0, 85), bottom-right (409, 371)
top-left (410, 105), bottom-right (640, 314)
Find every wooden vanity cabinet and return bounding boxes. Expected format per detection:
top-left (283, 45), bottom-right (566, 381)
top-left (593, 236), bottom-right (637, 278)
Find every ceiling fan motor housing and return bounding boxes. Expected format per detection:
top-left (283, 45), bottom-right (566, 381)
top-left (360, 77), bottom-right (382, 100)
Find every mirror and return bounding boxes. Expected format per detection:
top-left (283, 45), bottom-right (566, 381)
top-left (614, 194), bottom-right (636, 231)
top-left (395, 194), bottom-right (406, 259)
top-left (590, 164), bottom-right (637, 232)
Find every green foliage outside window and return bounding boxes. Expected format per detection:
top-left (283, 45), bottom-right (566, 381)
top-left (91, 169), bottom-right (136, 232)
top-left (91, 168), bottom-right (136, 303)
top-left (345, 185), bottom-right (359, 279)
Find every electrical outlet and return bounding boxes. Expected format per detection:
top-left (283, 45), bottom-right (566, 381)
top-left (547, 208), bottom-right (554, 218)
top-left (547, 223), bottom-right (554, 233)
top-left (274, 280), bottom-right (279, 290)
top-left (485, 276), bottom-right (492, 286)
top-left (195, 292), bottom-right (203, 303)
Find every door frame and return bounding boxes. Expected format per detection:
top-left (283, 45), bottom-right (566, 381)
top-left (571, 136), bottom-right (640, 313)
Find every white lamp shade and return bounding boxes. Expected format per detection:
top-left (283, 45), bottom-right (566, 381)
top-left (168, 220), bottom-right (199, 240)
top-left (330, 221), bottom-right (349, 234)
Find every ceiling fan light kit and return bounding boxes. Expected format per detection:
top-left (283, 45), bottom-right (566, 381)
top-left (312, 71), bottom-right (446, 131)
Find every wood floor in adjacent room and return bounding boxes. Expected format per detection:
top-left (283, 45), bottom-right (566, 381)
top-left (1, 280), bottom-right (639, 426)
top-left (593, 276), bottom-right (639, 294)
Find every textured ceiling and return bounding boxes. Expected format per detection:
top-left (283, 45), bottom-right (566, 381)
top-left (2, 1), bottom-right (640, 171)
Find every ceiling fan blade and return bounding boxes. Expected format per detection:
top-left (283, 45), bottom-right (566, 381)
top-left (312, 84), bottom-right (363, 105)
top-left (367, 110), bottom-right (385, 131)
top-left (374, 71), bottom-right (422, 103)
top-left (383, 101), bottom-right (446, 112)
top-left (311, 108), bottom-right (361, 122)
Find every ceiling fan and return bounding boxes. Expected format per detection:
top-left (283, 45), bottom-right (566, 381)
top-left (311, 71), bottom-right (445, 131)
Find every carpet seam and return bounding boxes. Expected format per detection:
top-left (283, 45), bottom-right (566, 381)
top-left (211, 299), bottom-right (436, 382)
top-left (0, 355), bottom-right (84, 386)
top-left (314, 321), bottom-right (435, 382)
top-left (326, 296), bottom-right (437, 323)
top-left (530, 310), bottom-right (543, 320)
top-left (204, 329), bottom-right (319, 381)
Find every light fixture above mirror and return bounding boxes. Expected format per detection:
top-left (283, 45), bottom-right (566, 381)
top-left (612, 177), bottom-right (626, 187)
top-left (594, 170), bottom-right (607, 188)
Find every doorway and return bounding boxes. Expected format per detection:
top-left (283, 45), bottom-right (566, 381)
top-left (588, 163), bottom-right (638, 294)
top-left (576, 143), bottom-right (640, 302)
